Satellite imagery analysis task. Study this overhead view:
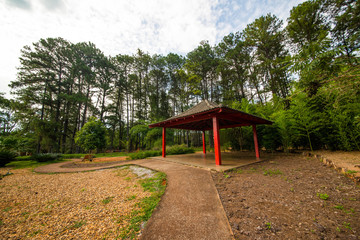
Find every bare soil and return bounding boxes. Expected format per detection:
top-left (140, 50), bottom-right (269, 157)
top-left (212, 153), bottom-right (360, 240)
top-left (61, 156), bottom-right (129, 168)
top-left (312, 150), bottom-right (360, 173)
top-left (0, 167), bottom-right (152, 239)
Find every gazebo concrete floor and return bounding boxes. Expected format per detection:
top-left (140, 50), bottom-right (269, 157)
top-left (150, 151), bottom-right (268, 171)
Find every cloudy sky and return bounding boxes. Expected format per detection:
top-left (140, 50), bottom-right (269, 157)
top-left (1, 0), bottom-right (303, 97)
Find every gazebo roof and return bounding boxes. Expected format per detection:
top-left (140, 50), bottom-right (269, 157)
top-left (149, 100), bottom-right (272, 131)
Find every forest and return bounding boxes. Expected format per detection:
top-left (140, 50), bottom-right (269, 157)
top-left (0, 0), bottom-right (359, 155)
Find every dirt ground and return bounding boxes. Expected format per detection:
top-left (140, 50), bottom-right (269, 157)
top-left (212, 153), bottom-right (360, 240)
top-left (61, 156), bottom-right (130, 168)
top-left (312, 150), bottom-right (360, 173)
top-left (0, 166), bottom-right (152, 239)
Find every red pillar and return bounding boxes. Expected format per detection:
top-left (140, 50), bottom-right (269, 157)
top-left (252, 125), bottom-right (260, 158)
top-left (162, 127), bottom-right (166, 158)
top-left (202, 131), bottom-right (206, 154)
top-left (213, 117), bottom-right (222, 165)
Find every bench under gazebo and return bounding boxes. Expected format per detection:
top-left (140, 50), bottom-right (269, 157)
top-left (149, 100), bottom-right (272, 166)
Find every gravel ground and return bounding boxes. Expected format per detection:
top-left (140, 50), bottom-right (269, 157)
top-left (212, 153), bottom-right (360, 240)
top-left (0, 166), bottom-right (152, 239)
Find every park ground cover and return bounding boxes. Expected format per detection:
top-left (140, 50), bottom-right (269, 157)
top-left (213, 152), bottom-right (360, 239)
top-left (0, 165), bottom-right (166, 239)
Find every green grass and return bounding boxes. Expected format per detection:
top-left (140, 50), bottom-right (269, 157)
top-left (3, 207), bottom-right (12, 212)
top-left (118, 171), bottom-right (166, 239)
top-left (265, 222), bottom-right (271, 229)
top-left (69, 221), bottom-right (86, 229)
top-left (127, 195), bottom-right (137, 201)
top-left (263, 169), bottom-right (283, 176)
top-left (102, 197), bottom-right (114, 205)
top-left (343, 222), bottom-right (352, 230)
top-left (334, 205), bottom-right (344, 210)
top-left (94, 152), bottom-right (129, 158)
top-left (317, 193), bottom-right (329, 200)
top-left (345, 170), bottom-right (357, 175)
top-left (5, 159), bottom-right (68, 170)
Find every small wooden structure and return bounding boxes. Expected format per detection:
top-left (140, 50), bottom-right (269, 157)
top-left (149, 100), bottom-right (272, 165)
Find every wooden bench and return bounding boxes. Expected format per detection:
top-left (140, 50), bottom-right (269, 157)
top-left (82, 154), bottom-right (94, 162)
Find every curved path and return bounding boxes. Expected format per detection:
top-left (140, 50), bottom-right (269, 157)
top-left (34, 159), bottom-right (234, 240)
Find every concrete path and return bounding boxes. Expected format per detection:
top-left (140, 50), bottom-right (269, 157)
top-left (34, 159), bottom-right (234, 240)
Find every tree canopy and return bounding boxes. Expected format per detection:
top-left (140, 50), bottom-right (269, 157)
top-left (2, 0), bottom-right (359, 154)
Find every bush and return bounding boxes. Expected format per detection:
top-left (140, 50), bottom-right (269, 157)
top-left (0, 150), bottom-right (17, 167)
top-left (61, 154), bottom-right (84, 159)
top-left (15, 156), bottom-right (33, 161)
top-left (167, 144), bottom-right (195, 155)
top-left (32, 153), bottom-right (62, 162)
top-left (128, 150), bottom-right (162, 160)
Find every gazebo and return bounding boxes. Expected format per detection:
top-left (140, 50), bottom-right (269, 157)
top-left (149, 100), bottom-right (272, 166)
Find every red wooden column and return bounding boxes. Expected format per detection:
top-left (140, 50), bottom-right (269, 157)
top-left (212, 117), bottom-right (222, 165)
top-left (202, 131), bottom-right (206, 154)
top-left (252, 125), bottom-right (260, 158)
top-left (162, 127), bottom-right (166, 158)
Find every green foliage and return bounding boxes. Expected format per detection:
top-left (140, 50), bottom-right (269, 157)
top-left (32, 153), bottom-right (62, 162)
top-left (5, 159), bottom-right (66, 169)
top-left (102, 197), bottom-right (114, 205)
top-left (128, 150), bottom-right (162, 160)
top-left (0, 149), bottom-right (17, 167)
top-left (118, 172), bottom-right (166, 239)
top-left (75, 117), bottom-right (107, 153)
top-left (317, 193), bottom-right (329, 200)
top-left (166, 144), bottom-right (195, 155)
top-left (263, 169), bottom-right (283, 176)
top-left (265, 222), bottom-right (272, 230)
top-left (6, 0), bottom-right (360, 155)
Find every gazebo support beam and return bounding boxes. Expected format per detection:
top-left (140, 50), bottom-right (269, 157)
top-left (202, 131), bottom-right (206, 154)
top-left (252, 125), bottom-right (260, 158)
top-left (162, 127), bottom-right (166, 158)
top-left (213, 117), bottom-right (222, 165)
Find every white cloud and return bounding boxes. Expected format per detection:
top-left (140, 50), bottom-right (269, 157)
top-left (0, 0), bottom-right (303, 98)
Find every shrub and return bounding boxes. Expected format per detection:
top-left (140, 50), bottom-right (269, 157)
top-left (32, 153), bottom-right (62, 162)
top-left (128, 150), bottom-right (162, 160)
top-left (61, 154), bottom-right (84, 159)
top-left (15, 156), bottom-right (33, 161)
top-left (167, 144), bottom-right (195, 155)
top-left (0, 150), bottom-right (17, 167)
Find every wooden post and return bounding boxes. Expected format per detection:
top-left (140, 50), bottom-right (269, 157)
top-left (202, 131), bottom-right (206, 154)
top-left (252, 125), bottom-right (260, 158)
top-left (213, 117), bottom-right (222, 165)
top-left (162, 127), bottom-right (166, 158)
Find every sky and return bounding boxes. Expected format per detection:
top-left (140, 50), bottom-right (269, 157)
top-left (0, 0), bottom-right (304, 97)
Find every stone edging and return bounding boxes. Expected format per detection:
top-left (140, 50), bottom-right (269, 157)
top-left (302, 152), bottom-right (360, 184)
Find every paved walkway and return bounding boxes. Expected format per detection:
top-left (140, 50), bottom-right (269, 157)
top-left (34, 159), bottom-right (234, 240)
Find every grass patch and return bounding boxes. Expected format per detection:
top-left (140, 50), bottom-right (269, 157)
top-left (317, 193), bottom-right (329, 200)
top-left (3, 207), bottom-right (12, 212)
top-left (127, 195), bottom-right (137, 201)
top-left (5, 159), bottom-right (68, 170)
top-left (345, 170), bottom-right (357, 175)
top-left (265, 222), bottom-right (271, 230)
top-left (222, 171), bottom-right (230, 178)
top-left (343, 222), bottom-right (352, 230)
top-left (69, 221), bottom-right (86, 229)
top-left (102, 197), bottom-right (114, 205)
top-left (334, 205), bottom-right (344, 210)
top-left (118, 172), bottom-right (166, 239)
top-left (263, 169), bottom-right (283, 176)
